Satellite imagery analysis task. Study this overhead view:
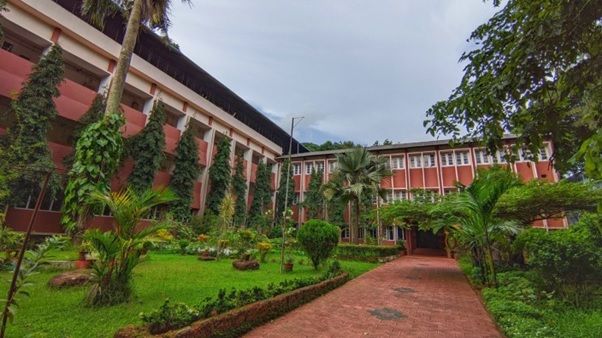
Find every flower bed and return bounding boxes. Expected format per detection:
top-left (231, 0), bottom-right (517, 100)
top-left (115, 268), bottom-right (348, 337)
top-left (336, 244), bottom-right (404, 262)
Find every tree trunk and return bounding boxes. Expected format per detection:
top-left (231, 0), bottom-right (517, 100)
top-left (353, 198), bottom-right (361, 244)
top-left (104, 0), bottom-right (143, 118)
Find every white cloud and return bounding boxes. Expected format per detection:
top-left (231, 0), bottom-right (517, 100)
top-left (168, 0), bottom-right (498, 144)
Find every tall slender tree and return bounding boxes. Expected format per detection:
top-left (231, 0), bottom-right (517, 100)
top-left (206, 137), bottom-right (231, 215)
top-left (1, 44), bottom-right (64, 205)
top-left (169, 126), bottom-right (199, 222)
top-left (231, 155), bottom-right (247, 226)
top-left (127, 100), bottom-right (166, 192)
top-left (304, 169), bottom-right (324, 219)
top-left (248, 162), bottom-right (272, 228)
top-left (275, 159), bottom-right (295, 224)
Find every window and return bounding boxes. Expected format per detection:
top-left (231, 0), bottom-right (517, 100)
top-left (440, 152), bottom-right (454, 166)
top-left (293, 163), bottom-right (301, 175)
top-left (397, 227), bottom-right (405, 241)
top-left (423, 153), bottom-right (436, 167)
top-left (539, 147), bottom-right (549, 161)
top-left (316, 161), bottom-right (325, 173)
top-left (368, 228), bottom-right (377, 239)
top-left (358, 228), bottom-right (364, 239)
top-left (328, 161), bottom-right (337, 172)
top-left (305, 162), bottom-right (314, 174)
top-left (409, 155), bottom-right (422, 168)
top-left (14, 189), bottom-right (64, 212)
top-left (391, 156), bottom-right (404, 170)
top-left (341, 227), bottom-right (350, 239)
top-left (475, 149), bottom-right (490, 164)
top-left (390, 190), bottom-right (406, 202)
top-left (455, 151), bottom-right (470, 165)
top-left (386, 226), bottom-right (395, 241)
top-left (293, 193), bottom-right (300, 205)
top-left (492, 151), bottom-right (508, 164)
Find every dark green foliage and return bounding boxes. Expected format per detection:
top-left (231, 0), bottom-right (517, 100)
top-left (1, 44), bottom-right (64, 205)
top-left (275, 159), bottom-right (295, 223)
top-left (304, 169), bottom-right (324, 219)
top-left (424, 0), bottom-right (602, 177)
top-left (248, 162), bottom-right (272, 228)
top-left (206, 137), bottom-right (231, 215)
top-left (302, 140), bottom-right (360, 152)
top-left (128, 101), bottom-right (166, 192)
top-left (169, 126), bottom-right (200, 222)
top-left (494, 180), bottom-right (602, 224)
top-left (141, 267), bottom-right (345, 334)
top-left (62, 94), bottom-right (106, 171)
top-left (517, 214), bottom-right (602, 306)
top-left (297, 219), bottom-right (340, 269)
top-left (0, 0), bottom-right (7, 40)
top-left (231, 155), bottom-right (247, 226)
top-left (336, 244), bottom-right (403, 262)
top-left (61, 113), bottom-right (124, 233)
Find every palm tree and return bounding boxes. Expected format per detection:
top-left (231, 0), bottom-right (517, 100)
top-left (448, 167), bottom-right (521, 286)
top-left (81, 0), bottom-right (191, 117)
top-left (85, 187), bottom-right (177, 306)
top-left (322, 148), bottom-right (390, 244)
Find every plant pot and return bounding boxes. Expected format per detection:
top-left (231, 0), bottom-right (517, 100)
top-left (283, 262), bottom-right (294, 272)
top-left (74, 259), bottom-right (91, 269)
top-left (78, 251), bottom-right (88, 261)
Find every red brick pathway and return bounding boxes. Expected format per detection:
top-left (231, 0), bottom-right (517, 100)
top-left (246, 256), bottom-right (501, 338)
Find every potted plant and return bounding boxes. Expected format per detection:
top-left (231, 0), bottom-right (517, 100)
top-left (75, 240), bottom-right (92, 269)
top-left (283, 256), bottom-right (294, 272)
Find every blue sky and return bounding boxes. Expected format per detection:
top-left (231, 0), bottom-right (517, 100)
top-left (167, 0), bottom-right (498, 145)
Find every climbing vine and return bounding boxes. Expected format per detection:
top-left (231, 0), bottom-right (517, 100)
top-left (128, 100), bottom-right (166, 192)
top-left (248, 162), bottom-right (272, 228)
top-left (63, 94), bottom-right (105, 171)
top-left (274, 159), bottom-right (295, 224)
top-left (61, 112), bottom-right (124, 234)
top-left (169, 126), bottom-right (199, 222)
top-left (205, 137), bottom-right (231, 215)
top-left (231, 155), bottom-right (247, 226)
top-left (1, 44), bottom-right (64, 205)
top-left (304, 169), bottom-right (324, 219)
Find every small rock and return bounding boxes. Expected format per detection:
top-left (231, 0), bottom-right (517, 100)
top-left (48, 270), bottom-right (92, 288)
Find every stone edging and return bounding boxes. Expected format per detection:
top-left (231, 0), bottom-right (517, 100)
top-left (115, 272), bottom-right (350, 338)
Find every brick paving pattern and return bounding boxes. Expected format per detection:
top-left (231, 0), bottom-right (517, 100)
top-left (246, 255), bottom-right (501, 338)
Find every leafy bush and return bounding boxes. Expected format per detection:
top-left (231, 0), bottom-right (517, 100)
top-left (297, 220), bottom-right (340, 269)
top-left (141, 267), bottom-right (345, 334)
top-left (0, 227), bottom-right (24, 268)
top-left (257, 241), bottom-right (272, 263)
top-left (336, 244), bottom-right (403, 262)
top-left (517, 214), bottom-right (602, 306)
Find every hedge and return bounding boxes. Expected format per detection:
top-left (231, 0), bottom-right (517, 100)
top-left (336, 244), bottom-right (404, 262)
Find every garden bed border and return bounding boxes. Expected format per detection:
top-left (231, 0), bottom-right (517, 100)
top-left (115, 272), bottom-right (350, 338)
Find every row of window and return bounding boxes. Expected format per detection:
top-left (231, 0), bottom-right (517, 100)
top-left (340, 226), bottom-right (405, 241)
top-left (292, 146), bottom-right (550, 174)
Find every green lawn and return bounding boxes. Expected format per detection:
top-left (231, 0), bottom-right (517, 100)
top-left (0, 252), bottom-right (376, 337)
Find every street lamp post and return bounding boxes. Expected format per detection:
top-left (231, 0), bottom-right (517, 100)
top-left (280, 116), bottom-right (303, 273)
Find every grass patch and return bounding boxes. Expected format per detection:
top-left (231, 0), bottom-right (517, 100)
top-left (0, 252), bottom-right (376, 337)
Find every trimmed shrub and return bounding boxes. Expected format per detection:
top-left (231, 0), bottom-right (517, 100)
top-left (336, 244), bottom-right (403, 262)
top-left (297, 219), bottom-right (340, 269)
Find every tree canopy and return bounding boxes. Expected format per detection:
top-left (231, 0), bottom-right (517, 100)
top-left (424, 0), bottom-right (602, 178)
top-left (205, 137), bottom-right (231, 215)
top-left (231, 155), bottom-right (247, 227)
top-left (168, 126), bottom-right (199, 222)
top-left (303, 169), bottom-right (324, 219)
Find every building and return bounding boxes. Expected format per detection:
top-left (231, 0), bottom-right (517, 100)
top-left (0, 0), bottom-right (306, 233)
top-left (286, 138), bottom-right (566, 254)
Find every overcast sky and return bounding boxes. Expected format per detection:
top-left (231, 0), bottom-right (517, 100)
top-left (167, 0), bottom-right (498, 146)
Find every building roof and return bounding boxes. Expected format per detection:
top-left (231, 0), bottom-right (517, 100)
top-left (283, 135), bottom-right (518, 160)
top-left (54, 0), bottom-right (307, 154)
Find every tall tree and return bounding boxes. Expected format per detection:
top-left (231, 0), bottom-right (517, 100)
top-left (80, 0), bottom-right (190, 118)
top-left (304, 169), bottom-right (324, 219)
top-left (127, 100), bottom-right (166, 192)
top-left (231, 155), bottom-right (247, 226)
top-left (206, 137), bottom-right (231, 215)
top-left (1, 44), bottom-right (64, 205)
top-left (168, 126), bottom-right (199, 222)
top-left (248, 162), bottom-right (272, 228)
top-left (424, 0), bottom-right (602, 178)
top-left (322, 148), bottom-right (390, 243)
top-left (275, 159), bottom-right (295, 224)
